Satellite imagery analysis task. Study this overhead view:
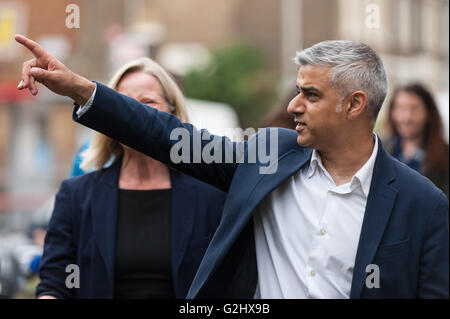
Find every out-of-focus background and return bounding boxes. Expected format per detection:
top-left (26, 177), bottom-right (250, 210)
top-left (0, 0), bottom-right (448, 298)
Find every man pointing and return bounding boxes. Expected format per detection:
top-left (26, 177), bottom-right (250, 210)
top-left (16, 34), bottom-right (448, 298)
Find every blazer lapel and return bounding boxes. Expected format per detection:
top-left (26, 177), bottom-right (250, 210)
top-left (169, 169), bottom-right (197, 287)
top-left (350, 141), bottom-right (398, 298)
top-left (91, 158), bottom-right (121, 295)
top-left (188, 146), bottom-right (313, 297)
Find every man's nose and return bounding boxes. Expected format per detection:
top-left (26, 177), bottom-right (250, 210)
top-left (287, 95), bottom-right (305, 114)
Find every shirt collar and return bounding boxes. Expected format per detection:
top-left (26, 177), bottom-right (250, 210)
top-left (353, 134), bottom-right (378, 197)
top-left (307, 149), bottom-right (322, 179)
top-left (306, 134), bottom-right (379, 197)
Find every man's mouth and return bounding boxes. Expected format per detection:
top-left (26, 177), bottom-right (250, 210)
top-left (295, 121), bottom-right (307, 131)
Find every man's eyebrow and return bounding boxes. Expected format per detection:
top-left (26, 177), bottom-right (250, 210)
top-left (296, 85), bottom-right (322, 94)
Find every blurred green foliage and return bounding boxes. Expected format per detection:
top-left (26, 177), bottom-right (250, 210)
top-left (183, 43), bottom-right (278, 128)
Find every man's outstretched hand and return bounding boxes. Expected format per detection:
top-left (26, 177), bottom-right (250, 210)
top-left (15, 34), bottom-right (95, 105)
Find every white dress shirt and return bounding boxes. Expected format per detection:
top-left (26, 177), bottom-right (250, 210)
top-left (253, 135), bottom-right (378, 298)
top-left (75, 83), bottom-right (97, 117)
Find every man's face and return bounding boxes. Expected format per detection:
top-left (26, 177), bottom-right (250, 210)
top-left (287, 65), bottom-right (346, 150)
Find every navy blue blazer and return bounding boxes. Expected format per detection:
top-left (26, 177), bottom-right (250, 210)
top-left (36, 157), bottom-right (226, 298)
top-left (73, 82), bottom-right (449, 299)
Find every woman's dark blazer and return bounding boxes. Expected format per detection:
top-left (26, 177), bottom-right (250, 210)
top-left (36, 158), bottom-right (226, 298)
top-left (383, 136), bottom-right (449, 197)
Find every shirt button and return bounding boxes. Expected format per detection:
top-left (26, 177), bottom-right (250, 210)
top-left (320, 229), bottom-right (327, 236)
top-left (310, 270), bottom-right (316, 277)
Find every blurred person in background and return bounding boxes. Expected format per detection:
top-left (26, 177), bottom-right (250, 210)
top-left (0, 246), bottom-right (21, 298)
top-left (36, 57), bottom-right (226, 299)
top-left (69, 140), bottom-right (91, 177)
top-left (383, 83), bottom-right (449, 197)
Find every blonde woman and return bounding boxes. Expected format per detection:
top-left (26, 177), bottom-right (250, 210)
top-left (36, 58), bottom-right (226, 299)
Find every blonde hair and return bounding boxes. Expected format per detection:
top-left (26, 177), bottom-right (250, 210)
top-left (80, 57), bottom-right (189, 171)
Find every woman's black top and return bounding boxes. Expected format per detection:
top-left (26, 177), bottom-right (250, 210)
top-left (114, 188), bottom-right (174, 299)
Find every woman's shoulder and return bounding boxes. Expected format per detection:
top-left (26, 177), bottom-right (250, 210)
top-left (60, 170), bottom-right (98, 189)
top-left (58, 165), bottom-right (116, 196)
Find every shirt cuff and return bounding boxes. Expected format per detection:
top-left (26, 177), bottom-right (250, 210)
top-left (76, 83), bottom-right (97, 117)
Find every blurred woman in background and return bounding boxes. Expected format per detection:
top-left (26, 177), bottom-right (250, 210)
top-left (383, 83), bottom-right (449, 197)
top-left (36, 58), bottom-right (226, 299)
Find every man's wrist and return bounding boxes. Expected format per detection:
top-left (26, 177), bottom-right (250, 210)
top-left (70, 74), bottom-right (96, 105)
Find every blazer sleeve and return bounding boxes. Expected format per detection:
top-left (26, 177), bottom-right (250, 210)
top-left (418, 191), bottom-right (449, 298)
top-left (35, 180), bottom-right (77, 299)
top-left (72, 82), bottom-right (242, 192)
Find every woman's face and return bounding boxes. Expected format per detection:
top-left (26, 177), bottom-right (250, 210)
top-left (391, 91), bottom-right (428, 140)
top-left (117, 71), bottom-right (171, 113)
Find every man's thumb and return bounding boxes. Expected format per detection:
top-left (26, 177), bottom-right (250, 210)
top-left (30, 67), bottom-right (52, 82)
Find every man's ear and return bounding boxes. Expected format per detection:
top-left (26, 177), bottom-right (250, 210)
top-left (346, 91), bottom-right (368, 121)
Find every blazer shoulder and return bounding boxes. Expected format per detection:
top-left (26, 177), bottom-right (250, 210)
top-left (391, 155), bottom-right (446, 202)
top-left (56, 165), bottom-right (112, 199)
top-left (58, 170), bottom-right (97, 192)
top-left (252, 127), bottom-right (308, 154)
top-left (252, 127), bottom-right (297, 140)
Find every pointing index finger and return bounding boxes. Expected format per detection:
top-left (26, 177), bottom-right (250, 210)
top-left (15, 34), bottom-right (47, 58)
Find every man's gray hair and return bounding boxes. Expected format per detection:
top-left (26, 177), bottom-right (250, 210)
top-left (294, 40), bottom-right (387, 121)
